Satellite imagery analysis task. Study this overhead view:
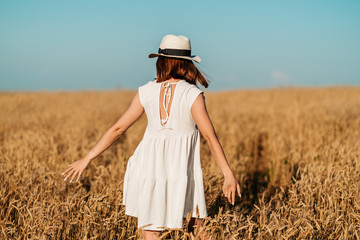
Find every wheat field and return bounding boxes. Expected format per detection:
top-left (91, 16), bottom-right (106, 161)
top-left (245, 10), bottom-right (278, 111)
top-left (1, 86), bottom-right (359, 239)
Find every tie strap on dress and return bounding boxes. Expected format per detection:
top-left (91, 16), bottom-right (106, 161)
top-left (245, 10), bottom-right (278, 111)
top-left (161, 81), bottom-right (178, 126)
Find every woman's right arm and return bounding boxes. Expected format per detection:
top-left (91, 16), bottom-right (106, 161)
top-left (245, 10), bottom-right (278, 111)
top-left (191, 93), bottom-right (241, 205)
top-left (62, 91), bottom-right (144, 183)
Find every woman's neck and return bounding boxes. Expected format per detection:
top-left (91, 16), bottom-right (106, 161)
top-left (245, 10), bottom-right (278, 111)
top-left (165, 78), bottom-right (181, 83)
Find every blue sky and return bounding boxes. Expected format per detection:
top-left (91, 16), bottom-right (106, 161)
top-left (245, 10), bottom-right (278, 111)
top-left (0, 0), bottom-right (359, 91)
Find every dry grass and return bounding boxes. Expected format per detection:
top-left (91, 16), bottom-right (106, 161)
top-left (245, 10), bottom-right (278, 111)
top-left (0, 86), bottom-right (359, 239)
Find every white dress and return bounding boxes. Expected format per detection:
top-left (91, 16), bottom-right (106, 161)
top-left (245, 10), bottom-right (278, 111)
top-left (122, 79), bottom-right (208, 231)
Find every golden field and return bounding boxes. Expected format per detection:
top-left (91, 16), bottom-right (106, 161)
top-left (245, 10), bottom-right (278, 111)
top-left (1, 86), bottom-right (360, 239)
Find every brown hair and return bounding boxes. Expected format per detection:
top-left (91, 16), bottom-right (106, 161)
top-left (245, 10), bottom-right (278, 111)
top-left (155, 56), bottom-right (209, 88)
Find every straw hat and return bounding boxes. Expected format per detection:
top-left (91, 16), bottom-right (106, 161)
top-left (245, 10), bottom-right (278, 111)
top-left (148, 34), bottom-right (201, 63)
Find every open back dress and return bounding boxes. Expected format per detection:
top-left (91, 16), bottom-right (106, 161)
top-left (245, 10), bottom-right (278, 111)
top-left (122, 79), bottom-right (208, 231)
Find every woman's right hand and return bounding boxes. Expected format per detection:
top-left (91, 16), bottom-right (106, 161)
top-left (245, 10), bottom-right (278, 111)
top-left (223, 173), bottom-right (242, 205)
top-left (62, 157), bottom-right (90, 183)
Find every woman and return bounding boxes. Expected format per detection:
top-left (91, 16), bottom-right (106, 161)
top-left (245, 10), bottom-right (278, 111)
top-left (62, 34), bottom-right (241, 240)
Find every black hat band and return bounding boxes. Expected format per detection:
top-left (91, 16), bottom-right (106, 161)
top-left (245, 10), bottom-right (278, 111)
top-left (158, 48), bottom-right (191, 57)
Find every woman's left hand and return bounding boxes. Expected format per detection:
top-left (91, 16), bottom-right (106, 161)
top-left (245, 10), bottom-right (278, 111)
top-left (62, 157), bottom-right (90, 183)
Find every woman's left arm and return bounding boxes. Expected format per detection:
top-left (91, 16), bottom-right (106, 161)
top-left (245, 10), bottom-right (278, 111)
top-left (62, 91), bottom-right (144, 183)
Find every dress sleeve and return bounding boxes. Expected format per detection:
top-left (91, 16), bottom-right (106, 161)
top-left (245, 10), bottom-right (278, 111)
top-left (138, 81), bottom-right (153, 108)
top-left (188, 86), bottom-right (204, 111)
top-left (138, 85), bottom-right (145, 108)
